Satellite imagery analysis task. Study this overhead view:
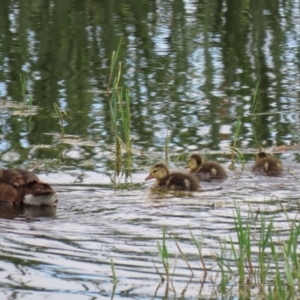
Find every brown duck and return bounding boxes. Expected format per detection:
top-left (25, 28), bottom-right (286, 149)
top-left (0, 169), bottom-right (57, 207)
top-left (185, 154), bottom-right (228, 181)
top-left (252, 151), bottom-right (282, 176)
top-left (145, 163), bottom-right (200, 191)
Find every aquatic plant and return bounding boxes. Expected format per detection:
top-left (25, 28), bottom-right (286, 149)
top-left (107, 36), bottom-right (132, 154)
top-left (20, 74), bottom-right (26, 101)
top-left (110, 257), bottom-right (118, 285)
top-left (190, 230), bottom-right (207, 276)
top-left (250, 81), bottom-right (260, 115)
top-left (154, 205), bottom-right (300, 299)
top-left (107, 37), bottom-right (133, 185)
top-left (213, 206), bottom-right (300, 298)
top-left (156, 228), bottom-right (170, 283)
top-left (230, 82), bottom-right (261, 169)
top-left (250, 81), bottom-right (260, 148)
top-left (53, 102), bottom-right (71, 139)
top-left (229, 115), bottom-right (245, 170)
top-left (164, 131), bottom-right (169, 165)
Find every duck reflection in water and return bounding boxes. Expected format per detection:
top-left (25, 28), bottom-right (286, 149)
top-left (0, 205), bottom-right (57, 220)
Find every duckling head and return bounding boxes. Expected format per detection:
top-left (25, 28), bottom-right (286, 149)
top-left (186, 154), bottom-right (203, 171)
top-left (145, 163), bottom-right (169, 181)
top-left (256, 151), bottom-right (269, 159)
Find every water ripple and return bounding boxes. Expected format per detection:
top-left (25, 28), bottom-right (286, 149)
top-left (0, 162), bottom-right (299, 298)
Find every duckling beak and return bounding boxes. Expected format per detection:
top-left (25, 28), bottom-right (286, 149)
top-left (145, 173), bottom-right (153, 181)
top-left (184, 165), bottom-right (189, 169)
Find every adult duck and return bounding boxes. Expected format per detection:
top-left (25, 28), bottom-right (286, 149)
top-left (0, 169), bottom-right (57, 206)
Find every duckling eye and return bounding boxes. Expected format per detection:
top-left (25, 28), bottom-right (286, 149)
top-left (153, 170), bottom-right (157, 173)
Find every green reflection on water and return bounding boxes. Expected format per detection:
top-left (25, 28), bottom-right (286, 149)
top-left (0, 0), bottom-right (298, 173)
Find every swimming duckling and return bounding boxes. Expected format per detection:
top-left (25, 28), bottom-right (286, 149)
top-left (185, 154), bottom-right (228, 181)
top-left (252, 151), bottom-right (282, 176)
top-left (145, 163), bottom-right (200, 191)
top-left (0, 169), bottom-right (57, 206)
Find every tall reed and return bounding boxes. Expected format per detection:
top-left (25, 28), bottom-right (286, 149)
top-left (107, 36), bottom-right (132, 154)
top-left (250, 81), bottom-right (260, 148)
top-left (250, 81), bottom-right (259, 115)
top-left (107, 37), bottom-right (132, 184)
top-left (229, 115), bottom-right (245, 169)
top-left (229, 205), bottom-right (252, 285)
top-left (53, 102), bottom-right (71, 139)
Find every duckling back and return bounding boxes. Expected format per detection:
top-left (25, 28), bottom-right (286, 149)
top-left (194, 162), bottom-right (228, 181)
top-left (146, 163), bottom-right (200, 191)
top-left (252, 152), bottom-right (282, 176)
top-left (163, 172), bottom-right (200, 191)
top-left (186, 154), bottom-right (227, 181)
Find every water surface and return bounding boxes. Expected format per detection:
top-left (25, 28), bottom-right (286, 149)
top-left (0, 0), bottom-right (300, 298)
top-left (0, 161), bottom-right (299, 299)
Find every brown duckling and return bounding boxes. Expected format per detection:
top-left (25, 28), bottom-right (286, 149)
top-left (145, 163), bottom-right (200, 191)
top-left (252, 151), bottom-right (282, 176)
top-left (0, 169), bottom-right (57, 207)
top-left (185, 154), bottom-right (228, 181)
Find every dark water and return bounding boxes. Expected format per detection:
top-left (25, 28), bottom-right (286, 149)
top-left (0, 0), bottom-right (300, 298)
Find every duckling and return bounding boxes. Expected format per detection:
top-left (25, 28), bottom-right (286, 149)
top-left (0, 169), bottom-right (57, 206)
top-left (185, 154), bottom-right (228, 181)
top-left (252, 151), bottom-right (282, 176)
top-left (145, 163), bottom-right (200, 191)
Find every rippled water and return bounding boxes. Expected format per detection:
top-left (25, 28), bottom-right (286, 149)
top-left (1, 0), bottom-right (300, 298)
top-left (0, 157), bottom-right (299, 299)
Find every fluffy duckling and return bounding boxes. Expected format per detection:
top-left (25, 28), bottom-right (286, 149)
top-left (145, 163), bottom-right (200, 191)
top-left (185, 154), bottom-right (228, 181)
top-left (252, 151), bottom-right (282, 176)
top-left (0, 169), bottom-right (57, 207)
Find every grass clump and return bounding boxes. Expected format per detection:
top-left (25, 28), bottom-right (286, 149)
top-left (154, 206), bottom-right (300, 299)
top-left (214, 206), bottom-right (300, 298)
